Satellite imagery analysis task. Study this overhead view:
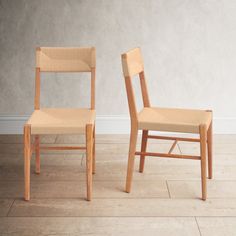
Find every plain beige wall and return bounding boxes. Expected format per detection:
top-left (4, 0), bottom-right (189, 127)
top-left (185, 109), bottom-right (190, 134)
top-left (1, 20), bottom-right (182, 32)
top-left (0, 0), bottom-right (235, 122)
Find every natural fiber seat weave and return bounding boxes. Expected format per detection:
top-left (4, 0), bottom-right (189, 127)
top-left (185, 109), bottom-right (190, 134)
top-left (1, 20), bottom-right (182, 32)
top-left (138, 107), bottom-right (212, 133)
top-left (27, 108), bottom-right (95, 134)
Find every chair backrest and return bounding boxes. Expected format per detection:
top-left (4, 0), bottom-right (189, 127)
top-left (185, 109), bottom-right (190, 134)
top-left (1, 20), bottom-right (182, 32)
top-left (121, 47), bottom-right (150, 124)
top-left (35, 47), bottom-right (96, 110)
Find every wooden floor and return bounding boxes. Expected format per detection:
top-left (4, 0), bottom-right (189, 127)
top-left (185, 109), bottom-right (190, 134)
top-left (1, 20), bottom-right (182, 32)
top-left (0, 134), bottom-right (236, 235)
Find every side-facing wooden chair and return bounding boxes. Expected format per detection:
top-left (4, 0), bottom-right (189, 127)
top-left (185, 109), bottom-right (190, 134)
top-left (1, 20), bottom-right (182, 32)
top-left (121, 48), bottom-right (212, 200)
top-left (24, 47), bottom-right (96, 201)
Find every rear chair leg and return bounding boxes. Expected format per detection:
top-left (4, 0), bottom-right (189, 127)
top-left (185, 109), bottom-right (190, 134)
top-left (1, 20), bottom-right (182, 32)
top-left (125, 126), bottom-right (138, 193)
top-left (86, 124), bottom-right (93, 201)
top-left (35, 135), bottom-right (40, 174)
top-left (24, 124), bottom-right (31, 201)
top-left (139, 130), bottom-right (148, 173)
top-left (200, 124), bottom-right (207, 201)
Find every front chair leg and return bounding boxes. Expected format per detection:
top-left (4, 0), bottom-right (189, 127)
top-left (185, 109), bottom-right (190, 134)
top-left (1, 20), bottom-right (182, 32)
top-left (200, 124), bottom-right (207, 201)
top-left (24, 124), bottom-right (31, 201)
top-left (92, 124), bottom-right (96, 174)
top-left (125, 126), bottom-right (138, 193)
top-left (207, 121), bottom-right (213, 179)
top-left (86, 124), bottom-right (93, 201)
top-left (35, 135), bottom-right (40, 174)
top-left (139, 130), bottom-right (148, 173)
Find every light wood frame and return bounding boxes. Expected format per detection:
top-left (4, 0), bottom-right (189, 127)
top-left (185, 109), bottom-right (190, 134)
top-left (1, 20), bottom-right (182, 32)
top-left (121, 48), bottom-right (213, 200)
top-left (24, 47), bottom-right (96, 201)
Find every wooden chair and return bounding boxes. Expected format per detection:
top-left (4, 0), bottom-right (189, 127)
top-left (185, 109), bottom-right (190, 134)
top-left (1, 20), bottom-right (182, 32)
top-left (121, 47), bottom-right (212, 200)
top-left (24, 47), bottom-right (96, 201)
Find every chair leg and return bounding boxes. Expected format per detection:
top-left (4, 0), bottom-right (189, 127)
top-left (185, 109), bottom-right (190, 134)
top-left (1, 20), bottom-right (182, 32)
top-left (92, 125), bottom-right (95, 174)
top-left (125, 126), bottom-right (138, 193)
top-left (35, 135), bottom-right (40, 174)
top-left (139, 130), bottom-right (148, 173)
top-left (207, 122), bottom-right (213, 179)
top-left (200, 124), bottom-right (207, 201)
top-left (24, 124), bottom-right (31, 201)
top-left (86, 124), bottom-right (93, 201)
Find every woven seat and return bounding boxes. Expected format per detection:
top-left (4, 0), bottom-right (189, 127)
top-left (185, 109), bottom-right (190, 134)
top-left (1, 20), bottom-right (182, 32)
top-left (27, 108), bottom-right (95, 134)
top-left (138, 107), bottom-right (212, 133)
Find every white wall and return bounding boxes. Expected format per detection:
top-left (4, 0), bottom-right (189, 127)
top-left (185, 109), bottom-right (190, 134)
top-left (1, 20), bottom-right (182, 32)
top-left (0, 0), bottom-right (235, 133)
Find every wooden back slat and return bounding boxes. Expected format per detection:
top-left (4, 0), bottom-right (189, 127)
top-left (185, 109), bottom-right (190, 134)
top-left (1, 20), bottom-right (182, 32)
top-left (121, 47), bottom-right (144, 77)
top-left (36, 47), bottom-right (96, 72)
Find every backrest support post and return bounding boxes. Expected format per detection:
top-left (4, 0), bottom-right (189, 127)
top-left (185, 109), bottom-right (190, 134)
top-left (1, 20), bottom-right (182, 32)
top-left (34, 67), bottom-right (40, 110)
top-left (139, 71), bottom-right (150, 107)
top-left (121, 48), bottom-right (151, 126)
top-left (124, 75), bottom-right (138, 123)
top-left (91, 67), bottom-right (96, 109)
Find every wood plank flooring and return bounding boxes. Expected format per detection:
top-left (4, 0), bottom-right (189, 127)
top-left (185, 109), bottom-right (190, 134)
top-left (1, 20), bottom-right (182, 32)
top-left (0, 134), bottom-right (236, 235)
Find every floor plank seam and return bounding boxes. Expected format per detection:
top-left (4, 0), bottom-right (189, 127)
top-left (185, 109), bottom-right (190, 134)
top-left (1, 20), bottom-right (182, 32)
top-left (166, 180), bottom-right (171, 198)
top-left (3, 179), bottom-right (236, 182)
top-left (0, 216), bottom-right (199, 218)
top-left (54, 135), bottom-right (59, 144)
top-left (0, 197), bottom-right (174, 200)
top-left (3, 197), bottom-right (236, 200)
top-left (6, 199), bottom-right (15, 217)
top-left (5, 215), bottom-right (227, 218)
top-left (6, 215), bottom-right (236, 218)
top-left (195, 217), bottom-right (202, 236)
top-left (42, 216), bottom-right (236, 218)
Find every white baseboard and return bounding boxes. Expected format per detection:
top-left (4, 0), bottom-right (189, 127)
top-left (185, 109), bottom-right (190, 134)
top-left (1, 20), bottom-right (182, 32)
top-left (0, 115), bottom-right (130, 134)
top-left (0, 115), bottom-right (235, 134)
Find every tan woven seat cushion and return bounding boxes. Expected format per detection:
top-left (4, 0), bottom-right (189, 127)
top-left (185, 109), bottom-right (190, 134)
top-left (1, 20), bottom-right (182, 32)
top-left (138, 107), bottom-right (212, 133)
top-left (27, 108), bottom-right (95, 134)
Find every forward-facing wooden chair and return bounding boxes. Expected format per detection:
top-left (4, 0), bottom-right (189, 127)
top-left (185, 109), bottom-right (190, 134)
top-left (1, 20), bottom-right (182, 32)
top-left (24, 47), bottom-right (96, 201)
top-left (121, 48), bottom-right (212, 200)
